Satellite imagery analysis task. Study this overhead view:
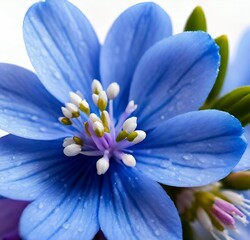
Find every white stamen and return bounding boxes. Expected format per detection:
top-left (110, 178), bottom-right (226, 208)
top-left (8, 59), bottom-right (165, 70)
top-left (93, 121), bottom-right (104, 135)
top-left (89, 113), bottom-right (102, 123)
top-left (63, 137), bottom-right (74, 147)
top-left (234, 214), bottom-right (249, 225)
top-left (96, 156), bottom-right (110, 175)
top-left (69, 91), bottom-right (82, 106)
top-left (92, 79), bottom-right (103, 94)
top-left (61, 107), bottom-right (72, 118)
top-left (92, 94), bottom-right (99, 105)
top-left (126, 100), bottom-right (137, 114)
top-left (196, 207), bottom-right (213, 231)
top-left (80, 100), bottom-right (89, 109)
top-left (132, 130), bottom-right (146, 144)
top-left (63, 143), bottom-right (82, 157)
top-left (221, 190), bottom-right (244, 205)
top-left (107, 82), bottom-right (120, 100)
top-left (66, 103), bottom-right (79, 113)
top-left (76, 90), bottom-right (84, 99)
top-left (102, 110), bottom-right (111, 128)
top-left (121, 153), bottom-right (136, 167)
top-left (99, 90), bottom-right (108, 102)
top-left (123, 117), bottom-right (137, 133)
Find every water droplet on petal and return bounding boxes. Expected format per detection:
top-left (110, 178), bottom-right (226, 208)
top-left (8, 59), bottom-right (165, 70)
top-left (38, 203), bottom-right (44, 209)
top-left (63, 222), bottom-right (70, 229)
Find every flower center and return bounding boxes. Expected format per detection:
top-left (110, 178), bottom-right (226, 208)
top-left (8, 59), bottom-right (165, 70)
top-left (58, 80), bottom-right (146, 175)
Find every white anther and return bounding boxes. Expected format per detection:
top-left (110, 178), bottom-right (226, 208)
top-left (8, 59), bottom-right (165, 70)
top-left (61, 107), bottom-right (72, 118)
top-left (63, 137), bottom-right (74, 147)
top-left (93, 121), bottom-right (104, 133)
top-left (121, 153), bottom-right (136, 167)
top-left (102, 110), bottom-right (111, 128)
top-left (92, 94), bottom-right (99, 105)
top-left (196, 207), bottom-right (213, 231)
top-left (69, 92), bottom-right (82, 106)
top-left (221, 191), bottom-right (244, 205)
top-left (89, 113), bottom-right (102, 123)
top-left (132, 130), bottom-right (146, 144)
top-left (126, 100), bottom-right (138, 114)
top-left (80, 99), bottom-right (89, 109)
top-left (76, 91), bottom-right (84, 99)
top-left (96, 157), bottom-right (110, 175)
top-left (66, 103), bottom-right (78, 113)
top-left (99, 90), bottom-right (108, 102)
top-left (123, 117), bottom-right (137, 133)
top-left (63, 143), bottom-right (82, 157)
top-left (107, 82), bottom-right (120, 99)
top-left (92, 79), bottom-right (103, 94)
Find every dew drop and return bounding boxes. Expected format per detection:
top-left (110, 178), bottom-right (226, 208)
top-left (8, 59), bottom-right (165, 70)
top-left (39, 127), bottom-right (47, 132)
top-left (31, 115), bottom-right (38, 121)
top-left (154, 229), bottom-right (160, 236)
top-left (63, 222), bottom-right (70, 229)
top-left (78, 227), bottom-right (84, 232)
top-left (182, 154), bottom-right (192, 161)
top-left (38, 203), bottom-right (44, 209)
top-left (54, 208), bottom-right (60, 213)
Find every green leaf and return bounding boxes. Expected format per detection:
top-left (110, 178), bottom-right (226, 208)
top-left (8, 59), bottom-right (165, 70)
top-left (212, 86), bottom-right (250, 126)
top-left (184, 6), bottom-right (207, 31)
top-left (204, 35), bottom-right (229, 106)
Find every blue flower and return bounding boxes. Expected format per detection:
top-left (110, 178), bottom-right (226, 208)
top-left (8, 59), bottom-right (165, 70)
top-left (0, 197), bottom-right (28, 239)
top-left (0, 0), bottom-right (246, 239)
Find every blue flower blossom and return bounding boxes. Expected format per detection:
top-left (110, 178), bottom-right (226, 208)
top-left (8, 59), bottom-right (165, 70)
top-left (0, 0), bottom-right (247, 239)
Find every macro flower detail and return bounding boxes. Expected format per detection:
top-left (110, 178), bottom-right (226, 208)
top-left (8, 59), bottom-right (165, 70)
top-left (0, 0), bottom-right (247, 239)
top-left (177, 183), bottom-right (250, 239)
top-left (59, 80), bottom-right (146, 174)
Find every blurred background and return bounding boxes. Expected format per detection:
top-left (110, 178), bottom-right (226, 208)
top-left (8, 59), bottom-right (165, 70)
top-left (0, 0), bottom-right (249, 136)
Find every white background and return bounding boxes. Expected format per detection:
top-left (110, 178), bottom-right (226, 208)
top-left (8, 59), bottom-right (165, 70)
top-left (0, 0), bottom-right (250, 136)
top-left (0, 0), bottom-right (250, 67)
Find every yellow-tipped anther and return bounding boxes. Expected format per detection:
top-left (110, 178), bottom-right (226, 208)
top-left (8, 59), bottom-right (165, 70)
top-left (92, 79), bottom-right (103, 94)
top-left (116, 130), bottom-right (128, 142)
top-left (127, 131), bottom-right (138, 142)
top-left (101, 111), bottom-right (110, 133)
top-left (93, 121), bottom-right (105, 137)
top-left (59, 117), bottom-right (72, 125)
top-left (73, 136), bottom-right (84, 146)
top-left (84, 122), bottom-right (91, 137)
top-left (97, 91), bottom-right (108, 111)
top-left (79, 100), bottom-right (90, 115)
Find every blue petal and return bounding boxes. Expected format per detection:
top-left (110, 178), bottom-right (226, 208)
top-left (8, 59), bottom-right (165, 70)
top-left (100, 2), bottom-right (172, 117)
top-left (99, 162), bottom-right (182, 240)
top-left (223, 28), bottom-right (250, 94)
top-left (0, 135), bottom-right (93, 201)
top-left (0, 64), bottom-right (71, 140)
top-left (23, 0), bottom-right (100, 105)
top-left (234, 125), bottom-right (250, 171)
top-left (20, 159), bottom-right (100, 240)
top-left (132, 110), bottom-right (246, 187)
top-left (130, 31), bottom-right (220, 130)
